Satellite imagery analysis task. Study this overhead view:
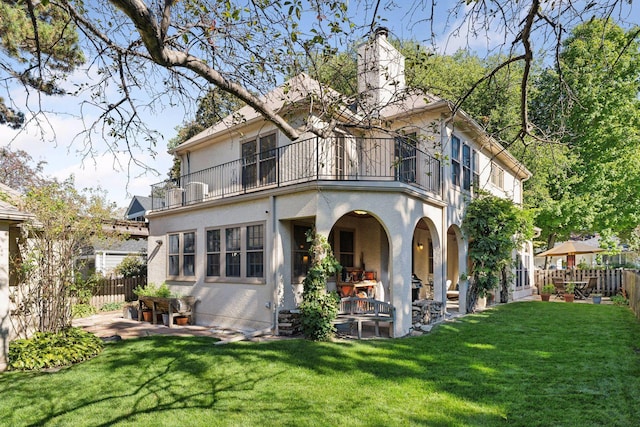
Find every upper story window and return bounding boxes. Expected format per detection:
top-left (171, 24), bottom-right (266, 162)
top-left (205, 223), bottom-right (265, 281)
top-left (242, 134), bottom-right (277, 190)
top-left (472, 150), bottom-right (480, 194)
top-left (168, 231), bottom-right (196, 278)
top-left (462, 144), bottom-right (471, 191)
top-left (395, 132), bottom-right (417, 183)
top-left (452, 136), bottom-right (473, 191)
top-left (451, 136), bottom-right (461, 187)
top-left (491, 162), bottom-right (504, 189)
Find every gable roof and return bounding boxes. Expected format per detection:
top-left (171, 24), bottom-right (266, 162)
top-left (0, 182), bottom-right (33, 223)
top-left (172, 73), bottom-right (531, 180)
top-left (125, 195), bottom-right (152, 220)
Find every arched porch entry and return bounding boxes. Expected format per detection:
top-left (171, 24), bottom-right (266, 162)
top-left (411, 217), bottom-right (441, 302)
top-left (327, 211), bottom-right (391, 302)
top-left (446, 224), bottom-right (468, 313)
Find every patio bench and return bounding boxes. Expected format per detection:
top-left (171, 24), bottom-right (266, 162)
top-left (138, 296), bottom-right (197, 328)
top-left (334, 297), bottom-right (395, 339)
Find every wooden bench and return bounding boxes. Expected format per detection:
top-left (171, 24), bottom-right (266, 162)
top-left (138, 296), bottom-right (197, 328)
top-left (334, 297), bottom-right (395, 339)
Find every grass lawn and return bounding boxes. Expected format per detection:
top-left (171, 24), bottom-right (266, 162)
top-left (1, 301), bottom-right (639, 426)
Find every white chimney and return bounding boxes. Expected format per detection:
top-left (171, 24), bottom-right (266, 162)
top-left (357, 27), bottom-right (406, 113)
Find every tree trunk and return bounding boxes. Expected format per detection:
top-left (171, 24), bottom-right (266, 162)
top-left (544, 233), bottom-right (557, 269)
top-left (500, 267), bottom-right (509, 303)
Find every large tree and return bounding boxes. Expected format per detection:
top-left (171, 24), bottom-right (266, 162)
top-left (526, 18), bottom-right (640, 248)
top-left (1, 1), bottom-right (636, 157)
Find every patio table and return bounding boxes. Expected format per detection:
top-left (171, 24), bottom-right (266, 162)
top-left (566, 281), bottom-right (588, 299)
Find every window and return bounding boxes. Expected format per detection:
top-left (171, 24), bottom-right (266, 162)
top-left (168, 231), bottom-right (195, 277)
top-left (293, 224), bottom-right (312, 280)
top-left (225, 227), bottom-right (241, 277)
top-left (246, 225), bottom-right (264, 277)
top-left (451, 136), bottom-right (460, 187)
top-left (472, 150), bottom-right (480, 194)
top-left (462, 144), bottom-right (471, 191)
top-left (242, 134), bottom-right (277, 189)
top-left (491, 162), bottom-right (504, 189)
top-left (206, 229), bottom-right (221, 277)
top-left (395, 132), bottom-right (417, 183)
top-left (338, 230), bottom-right (355, 268)
top-left (205, 223), bottom-right (265, 281)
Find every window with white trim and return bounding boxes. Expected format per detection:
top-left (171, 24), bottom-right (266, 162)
top-left (225, 227), bottom-right (241, 277)
top-left (242, 134), bottom-right (276, 189)
top-left (490, 162), bottom-right (504, 189)
top-left (472, 150), bottom-right (480, 194)
top-left (451, 136), bottom-right (461, 187)
top-left (205, 223), bottom-right (265, 280)
top-left (206, 229), bottom-right (221, 277)
top-left (168, 231), bottom-right (195, 277)
top-left (462, 144), bottom-right (471, 191)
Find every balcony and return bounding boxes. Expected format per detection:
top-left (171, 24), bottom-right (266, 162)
top-left (151, 136), bottom-right (442, 211)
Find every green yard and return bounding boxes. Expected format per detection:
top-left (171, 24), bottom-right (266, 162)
top-left (1, 301), bottom-right (639, 426)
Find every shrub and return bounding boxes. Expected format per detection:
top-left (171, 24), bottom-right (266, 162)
top-left (100, 302), bottom-right (124, 312)
top-left (8, 328), bottom-right (104, 371)
top-left (542, 284), bottom-right (555, 294)
top-left (611, 294), bottom-right (629, 306)
top-left (72, 303), bottom-right (96, 318)
top-left (134, 282), bottom-right (176, 298)
top-left (299, 231), bottom-right (342, 341)
top-left (115, 255), bottom-right (146, 278)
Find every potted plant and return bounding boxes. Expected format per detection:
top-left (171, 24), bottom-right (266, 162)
top-left (541, 284), bottom-right (555, 302)
top-left (563, 283), bottom-right (575, 303)
top-left (592, 293), bottom-right (603, 304)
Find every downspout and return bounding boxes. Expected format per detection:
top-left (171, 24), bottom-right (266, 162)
top-left (270, 195), bottom-right (279, 335)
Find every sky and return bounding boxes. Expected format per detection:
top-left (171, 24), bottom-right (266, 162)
top-left (0, 1), bottom-right (637, 210)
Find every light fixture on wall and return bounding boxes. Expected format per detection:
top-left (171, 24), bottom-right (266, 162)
top-left (417, 242), bottom-right (424, 250)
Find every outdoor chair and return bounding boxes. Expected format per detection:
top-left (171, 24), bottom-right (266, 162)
top-left (551, 277), bottom-right (565, 299)
top-left (582, 277), bottom-right (598, 298)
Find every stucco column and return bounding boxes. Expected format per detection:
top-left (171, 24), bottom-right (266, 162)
top-left (0, 223), bottom-right (10, 371)
top-left (390, 233), bottom-right (412, 337)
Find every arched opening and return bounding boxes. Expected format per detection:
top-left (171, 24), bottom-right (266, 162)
top-left (327, 210), bottom-right (391, 302)
top-left (411, 218), bottom-right (438, 301)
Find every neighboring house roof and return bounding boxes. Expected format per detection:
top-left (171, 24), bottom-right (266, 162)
top-left (0, 182), bottom-right (33, 223)
top-left (84, 238), bottom-right (147, 255)
top-left (125, 195), bottom-right (152, 221)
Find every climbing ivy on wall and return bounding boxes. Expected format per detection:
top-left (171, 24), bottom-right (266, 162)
top-left (461, 194), bottom-right (534, 311)
top-left (299, 230), bottom-right (342, 341)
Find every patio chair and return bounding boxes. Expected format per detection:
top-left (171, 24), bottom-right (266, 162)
top-left (446, 280), bottom-right (459, 300)
top-left (582, 277), bottom-right (598, 298)
top-left (551, 277), bottom-right (565, 299)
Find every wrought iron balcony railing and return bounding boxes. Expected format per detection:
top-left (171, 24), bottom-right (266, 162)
top-left (151, 136), bottom-right (442, 211)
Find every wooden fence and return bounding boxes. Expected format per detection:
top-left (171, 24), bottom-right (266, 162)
top-left (89, 276), bottom-right (146, 309)
top-left (624, 270), bottom-right (640, 320)
top-left (533, 269), bottom-right (636, 297)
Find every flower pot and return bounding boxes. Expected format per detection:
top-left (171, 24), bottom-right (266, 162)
top-left (592, 295), bottom-right (602, 304)
top-left (175, 316), bottom-right (189, 326)
top-left (541, 293), bottom-right (551, 302)
top-left (564, 293), bottom-right (574, 303)
top-left (142, 310), bottom-right (153, 322)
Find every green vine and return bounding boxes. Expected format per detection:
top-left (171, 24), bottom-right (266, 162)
top-left (299, 229), bottom-right (342, 341)
top-left (461, 194), bottom-right (534, 311)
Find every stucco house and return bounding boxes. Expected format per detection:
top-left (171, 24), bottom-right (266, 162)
top-left (0, 183), bottom-right (33, 371)
top-left (146, 28), bottom-right (534, 337)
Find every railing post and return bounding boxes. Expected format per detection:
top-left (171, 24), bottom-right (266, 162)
top-left (316, 137), bottom-right (320, 180)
